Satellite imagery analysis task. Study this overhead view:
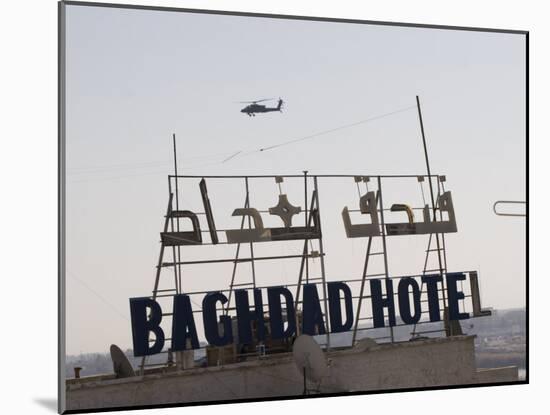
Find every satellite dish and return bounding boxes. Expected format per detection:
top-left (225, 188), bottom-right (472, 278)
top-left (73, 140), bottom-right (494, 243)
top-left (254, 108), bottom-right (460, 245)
top-left (293, 335), bottom-right (328, 385)
top-left (110, 344), bottom-right (136, 378)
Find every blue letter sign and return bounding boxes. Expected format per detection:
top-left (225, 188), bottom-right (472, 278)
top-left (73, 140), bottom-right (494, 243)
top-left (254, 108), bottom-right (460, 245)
top-left (129, 297), bottom-right (165, 357)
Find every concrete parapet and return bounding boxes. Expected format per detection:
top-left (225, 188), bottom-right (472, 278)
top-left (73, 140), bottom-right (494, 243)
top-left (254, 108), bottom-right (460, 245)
top-left (66, 335), bottom-right (518, 411)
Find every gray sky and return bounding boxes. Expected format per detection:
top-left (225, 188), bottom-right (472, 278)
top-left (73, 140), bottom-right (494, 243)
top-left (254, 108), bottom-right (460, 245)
top-left (64, 4), bottom-right (526, 355)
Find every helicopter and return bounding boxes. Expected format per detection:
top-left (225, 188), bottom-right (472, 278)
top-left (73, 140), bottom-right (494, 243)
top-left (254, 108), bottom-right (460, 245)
top-left (239, 98), bottom-right (284, 117)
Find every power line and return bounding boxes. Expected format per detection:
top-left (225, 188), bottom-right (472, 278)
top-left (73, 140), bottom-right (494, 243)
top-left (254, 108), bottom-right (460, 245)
top-left (67, 153), bottom-right (230, 174)
top-left (68, 168), bottom-right (168, 183)
top-left (198, 106), bottom-right (417, 167)
top-left (66, 104), bottom-right (417, 180)
top-left (256, 105), bottom-right (416, 153)
top-left (67, 159), bottom-right (222, 183)
top-left (67, 269), bottom-right (130, 322)
top-left (213, 105), bottom-right (416, 165)
top-left (221, 151), bottom-right (242, 163)
top-left (67, 160), bottom-right (171, 174)
top-left (67, 269), bottom-right (203, 313)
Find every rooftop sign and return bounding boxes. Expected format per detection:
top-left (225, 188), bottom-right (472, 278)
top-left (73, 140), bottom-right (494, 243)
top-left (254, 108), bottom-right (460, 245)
top-left (128, 174), bottom-right (490, 357)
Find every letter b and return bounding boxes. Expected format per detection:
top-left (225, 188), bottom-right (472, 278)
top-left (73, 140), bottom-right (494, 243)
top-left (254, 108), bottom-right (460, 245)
top-left (129, 297), bottom-right (165, 357)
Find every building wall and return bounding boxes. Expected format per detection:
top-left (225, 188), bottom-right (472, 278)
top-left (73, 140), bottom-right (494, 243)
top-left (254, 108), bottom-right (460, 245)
top-left (325, 335), bottom-right (477, 392)
top-left (66, 336), bottom-right (515, 411)
top-left (474, 366), bottom-right (519, 384)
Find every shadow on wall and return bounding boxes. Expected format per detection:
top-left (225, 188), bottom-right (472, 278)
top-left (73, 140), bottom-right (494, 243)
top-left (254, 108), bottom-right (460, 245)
top-left (34, 398), bottom-right (57, 413)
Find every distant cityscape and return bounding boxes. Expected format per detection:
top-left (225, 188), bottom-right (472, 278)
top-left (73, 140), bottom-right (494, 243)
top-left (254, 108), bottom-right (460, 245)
top-left (470, 308), bottom-right (526, 379)
top-left (66, 307), bottom-right (526, 380)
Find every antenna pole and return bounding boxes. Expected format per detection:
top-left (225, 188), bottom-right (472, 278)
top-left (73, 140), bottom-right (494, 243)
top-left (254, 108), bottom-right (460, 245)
top-left (173, 133), bottom-right (180, 209)
top-left (303, 171), bottom-right (309, 284)
top-left (173, 133), bottom-right (182, 293)
top-left (415, 96), bottom-right (448, 329)
top-left (416, 96), bottom-right (436, 198)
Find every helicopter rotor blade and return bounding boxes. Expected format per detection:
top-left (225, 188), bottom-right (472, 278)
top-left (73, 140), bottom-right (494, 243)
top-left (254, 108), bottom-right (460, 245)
top-left (237, 98), bottom-right (274, 104)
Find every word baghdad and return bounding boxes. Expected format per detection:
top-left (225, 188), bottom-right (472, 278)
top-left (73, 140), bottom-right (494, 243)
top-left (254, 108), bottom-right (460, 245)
top-left (129, 272), bottom-right (482, 357)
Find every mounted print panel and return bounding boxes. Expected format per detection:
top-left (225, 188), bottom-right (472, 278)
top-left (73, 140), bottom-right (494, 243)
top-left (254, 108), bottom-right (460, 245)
top-left (59, 1), bottom-right (527, 413)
